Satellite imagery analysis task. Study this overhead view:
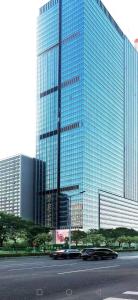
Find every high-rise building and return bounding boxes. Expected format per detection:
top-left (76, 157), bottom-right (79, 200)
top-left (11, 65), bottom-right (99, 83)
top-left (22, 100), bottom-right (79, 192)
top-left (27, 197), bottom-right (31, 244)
top-left (36, 0), bottom-right (138, 230)
top-left (0, 155), bottom-right (35, 220)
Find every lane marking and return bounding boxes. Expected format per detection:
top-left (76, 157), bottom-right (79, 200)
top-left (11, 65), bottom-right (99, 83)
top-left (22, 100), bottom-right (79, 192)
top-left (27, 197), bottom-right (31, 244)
top-left (0, 262), bottom-right (48, 268)
top-left (124, 292), bottom-right (138, 295)
top-left (8, 262), bottom-right (78, 272)
top-left (58, 264), bottom-right (120, 275)
top-left (119, 256), bottom-right (138, 259)
top-left (103, 298), bottom-right (134, 300)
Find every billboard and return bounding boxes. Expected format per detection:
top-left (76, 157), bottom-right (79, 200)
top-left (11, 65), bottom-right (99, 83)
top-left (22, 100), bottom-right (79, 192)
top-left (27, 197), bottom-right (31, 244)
top-left (56, 229), bottom-right (69, 244)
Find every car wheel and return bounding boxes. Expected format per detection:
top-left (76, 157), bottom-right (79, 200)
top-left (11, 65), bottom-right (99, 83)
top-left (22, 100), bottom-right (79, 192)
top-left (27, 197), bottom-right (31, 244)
top-left (83, 257), bottom-right (88, 261)
top-left (53, 257), bottom-right (57, 260)
top-left (112, 255), bottom-right (117, 259)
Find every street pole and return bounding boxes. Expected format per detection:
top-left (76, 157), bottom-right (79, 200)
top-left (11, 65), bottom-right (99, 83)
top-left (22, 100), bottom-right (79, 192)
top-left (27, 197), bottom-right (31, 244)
top-left (68, 195), bottom-right (71, 249)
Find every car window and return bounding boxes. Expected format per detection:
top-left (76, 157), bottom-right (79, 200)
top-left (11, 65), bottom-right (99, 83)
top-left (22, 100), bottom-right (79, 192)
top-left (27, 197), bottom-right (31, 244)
top-left (101, 249), bottom-right (112, 252)
top-left (97, 249), bottom-right (111, 255)
top-left (86, 249), bottom-right (94, 253)
top-left (104, 250), bottom-right (112, 254)
top-left (66, 249), bottom-right (77, 253)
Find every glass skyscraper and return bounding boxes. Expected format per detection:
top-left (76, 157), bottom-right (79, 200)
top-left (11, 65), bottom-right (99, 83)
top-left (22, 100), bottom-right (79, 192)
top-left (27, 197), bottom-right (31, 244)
top-left (36, 0), bottom-right (138, 230)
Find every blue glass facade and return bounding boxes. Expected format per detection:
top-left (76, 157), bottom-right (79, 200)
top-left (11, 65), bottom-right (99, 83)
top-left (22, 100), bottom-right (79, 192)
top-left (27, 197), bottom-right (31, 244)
top-left (125, 39), bottom-right (138, 203)
top-left (83, 0), bottom-right (125, 228)
top-left (36, 0), bottom-right (138, 230)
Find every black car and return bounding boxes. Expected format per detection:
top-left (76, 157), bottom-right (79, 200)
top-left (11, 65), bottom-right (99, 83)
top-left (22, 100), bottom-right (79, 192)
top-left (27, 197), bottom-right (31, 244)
top-left (81, 248), bottom-right (118, 260)
top-left (51, 249), bottom-right (81, 259)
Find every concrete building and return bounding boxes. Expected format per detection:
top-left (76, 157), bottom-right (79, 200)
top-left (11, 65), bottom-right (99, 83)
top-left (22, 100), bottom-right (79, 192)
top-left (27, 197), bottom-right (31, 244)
top-left (36, 0), bottom-right (138, 230)
top-left (0, 155), bottom-right (35, 221)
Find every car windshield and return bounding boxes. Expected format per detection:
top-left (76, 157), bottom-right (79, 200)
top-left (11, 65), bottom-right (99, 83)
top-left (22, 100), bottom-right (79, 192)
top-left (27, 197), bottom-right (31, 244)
top-left (82, 249), bottom-right (94, 253)
top-left (65, 249), bottom-right (79, 253)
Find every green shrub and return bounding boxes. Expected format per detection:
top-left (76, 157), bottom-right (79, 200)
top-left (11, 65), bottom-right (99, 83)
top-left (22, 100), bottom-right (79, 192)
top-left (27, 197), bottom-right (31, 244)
top-left (0, 252), bottom-right (51, 258)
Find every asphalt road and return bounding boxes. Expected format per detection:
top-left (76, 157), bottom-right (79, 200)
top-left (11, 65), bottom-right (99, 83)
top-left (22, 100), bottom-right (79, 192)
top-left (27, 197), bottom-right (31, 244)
top-left (0, 252), bottom-right (138, 300)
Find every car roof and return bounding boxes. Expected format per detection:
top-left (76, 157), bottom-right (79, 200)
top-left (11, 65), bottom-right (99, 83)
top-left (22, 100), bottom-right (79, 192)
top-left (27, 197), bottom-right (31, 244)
top-left (83, 247), bottom-right (113, 251)
top-left (82, 248), bottom-right (99, 250)
top-left (65, 249), bottom-right (79, 252)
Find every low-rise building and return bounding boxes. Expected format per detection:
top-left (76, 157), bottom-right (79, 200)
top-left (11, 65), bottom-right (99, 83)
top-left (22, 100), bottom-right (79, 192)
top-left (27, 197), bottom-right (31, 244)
top-left (0, 154), bottom-right (35, 221)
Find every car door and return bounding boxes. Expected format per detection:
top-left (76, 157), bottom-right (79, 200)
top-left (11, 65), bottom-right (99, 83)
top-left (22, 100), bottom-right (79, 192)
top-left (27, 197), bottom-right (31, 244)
top-left (106, 249), bottom-right (113, 259)
top-left (77, 250), bottom-right (80, 258)
top-left (94, 249), bottom-right (107, 259)
top-left (72, 250), bottom-right (78, 258)
top-left (65, 250), bottom-right (70, 258)
top-left (102, 249), bottom-right (112, 259)
top-left (75, 250), bottom-right (80, 258)
top-left (94, 249), bottom-right (102, 259)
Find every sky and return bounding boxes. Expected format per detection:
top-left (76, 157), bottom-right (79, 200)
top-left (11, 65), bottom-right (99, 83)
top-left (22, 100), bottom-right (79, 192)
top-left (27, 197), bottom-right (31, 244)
top-left (0, 0), bottom-right (137, 160)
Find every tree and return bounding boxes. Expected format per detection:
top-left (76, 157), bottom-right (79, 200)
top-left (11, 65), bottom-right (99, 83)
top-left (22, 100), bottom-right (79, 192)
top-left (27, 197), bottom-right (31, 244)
top-left (0, 212), bottom-right (50, 248)
top-left (86, 232), bottom-right (105, 246)
top-left (114, 227), bottom-right (138, 238)
top-left (132, 236), bottom-right (138, 244)
top-left (88, 229), bottom-right (99, 235)
top-left (104, 237), bottom-right (115, 247)
top-left (99, 228), bottom-right (116, 239)
top-left (0, 222), bottom-right (8, 247)
top-left (26, 225), bottom-right (50, 247)
top-left (8, 229), bottom-right (27, 252)
top-left (64, 237), bottom-right (69, 248)
top-left (116, 235), bottom-right (128, 248)
top-left (71, 230), bottom-right (86, 246)
top-left (119, 236), bottom-right (138, 248)
top-left (34, 233), bottom-right (52, 252)
top-left (0, 212), bottom-right (27, 247)
top-left (99, 228), bottom-right (138, 246)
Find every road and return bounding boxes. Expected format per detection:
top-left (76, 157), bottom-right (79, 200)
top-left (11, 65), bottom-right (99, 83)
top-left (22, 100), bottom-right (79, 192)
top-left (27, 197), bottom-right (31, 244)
top-left (0, 252), bottom-right (138, 300)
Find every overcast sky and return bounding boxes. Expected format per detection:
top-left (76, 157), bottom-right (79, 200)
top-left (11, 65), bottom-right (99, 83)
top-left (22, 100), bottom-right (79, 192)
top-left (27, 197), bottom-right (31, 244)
top-left (0, 0), bottom-right (137, 160)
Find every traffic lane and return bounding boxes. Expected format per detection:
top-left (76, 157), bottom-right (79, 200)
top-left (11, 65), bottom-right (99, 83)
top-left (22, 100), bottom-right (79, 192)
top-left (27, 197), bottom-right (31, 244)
top-left (0, 255), bottom-right (78, 271)
top-left (45, 284), bottom-right (138, 300)
top-left (0, 253), bottom-right (137, 299)
top-left (0, 250), bottom-right (138, 265)
top-left (0, 255), bottom-right (51, 267)
top-left (119, 251), bottom-right (138, 256)
top-left (0, 258), bottom-right (138, 300)
top-left (0, 251), bottom-right (138, 269)
top-left (0, 251), bottom-right (138, 274)
top-left (0, 256), bottom-right (128, 275)
top-left (0, 257), bottom-right (81, 274)
top-left (0, 257), bottom-right (136, 281)
top-left (0, 264), bottom-right (137, 300)
top-left (0, 263), bottom-right (123, 299)
top-left (33, 261), bottom-right (138, 300)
